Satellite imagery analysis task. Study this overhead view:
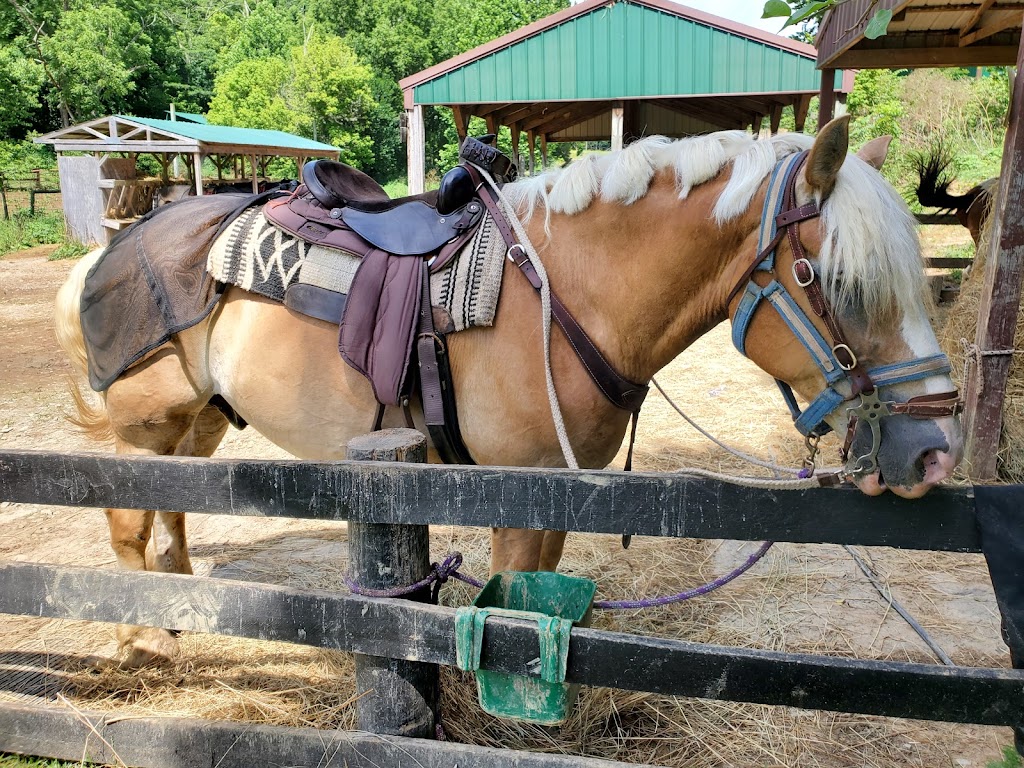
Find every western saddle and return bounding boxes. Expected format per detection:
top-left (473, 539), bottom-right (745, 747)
top-left (262, 135), bottom-right (647, 466)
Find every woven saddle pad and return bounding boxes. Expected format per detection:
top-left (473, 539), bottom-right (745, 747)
top-left (207, 207), bottom-right (506, 333)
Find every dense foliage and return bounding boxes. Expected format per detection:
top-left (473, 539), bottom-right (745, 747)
top-left (0, 0), bottom-right (1012, 190)
top-left (0, 0), bottom-right (567, 179)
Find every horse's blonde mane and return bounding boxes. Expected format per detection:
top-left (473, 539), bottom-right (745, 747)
top-left (505, 132), bottom-right (925, 320)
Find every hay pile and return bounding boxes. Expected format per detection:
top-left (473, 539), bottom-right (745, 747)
top-left (939, 229), bottom-right (1024, 482)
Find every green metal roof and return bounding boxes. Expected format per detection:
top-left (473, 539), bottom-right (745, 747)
top-left (119, 116), bottom-right (338, 152)
top-left (408, 0), bottom-right (835, 105)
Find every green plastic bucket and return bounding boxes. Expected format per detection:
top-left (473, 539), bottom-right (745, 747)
top-left (455, 571), bottom-right (597, 725)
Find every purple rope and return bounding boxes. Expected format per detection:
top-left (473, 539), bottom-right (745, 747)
top-left (593, 541), bottom-right (774, 609)
top-left (344, 544), bottom-right (774, 611)
top-left (344, 552), bottom-right (485, 602)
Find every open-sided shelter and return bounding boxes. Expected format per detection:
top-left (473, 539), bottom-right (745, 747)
top-left (399, 0), bottom-right (851, 192)
top-left (36, 115), bottom-right (338, 245)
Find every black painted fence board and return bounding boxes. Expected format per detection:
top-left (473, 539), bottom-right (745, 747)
top-left (1, 562), bottom-right (1020, 726)
top-left (0, 451), bottom-right (980, 551)
top-left (0, 702), bottom-right (647, 768)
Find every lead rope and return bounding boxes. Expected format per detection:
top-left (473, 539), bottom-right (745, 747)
top-left (474, 167), bottom-right (580, 470)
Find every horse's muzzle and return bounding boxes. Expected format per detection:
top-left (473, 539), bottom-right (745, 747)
top-left (848, 413), bottom-right (960, 497)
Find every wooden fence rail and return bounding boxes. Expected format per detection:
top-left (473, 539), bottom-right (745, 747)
top-left (0, 450), bottom-right (979, 550)
top-left (1, 561), bottom-right (1022, 727)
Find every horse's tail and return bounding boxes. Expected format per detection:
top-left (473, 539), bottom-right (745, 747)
top-left (54, 248), bottom-right (114, 443)
top-left (913, 146), bottom-right (972, 211)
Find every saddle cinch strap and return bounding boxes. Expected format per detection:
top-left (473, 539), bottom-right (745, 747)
top-left (728, 151), bottom-right (961, 473)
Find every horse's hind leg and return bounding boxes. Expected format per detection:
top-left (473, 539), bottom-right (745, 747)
top-left (103, 349), bottom-right (220, 667)
top-left (152, 405), bottom-right (230, 577)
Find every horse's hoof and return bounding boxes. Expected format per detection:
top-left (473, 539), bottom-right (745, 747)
top-left (117, 626), bottom-right (179, 668)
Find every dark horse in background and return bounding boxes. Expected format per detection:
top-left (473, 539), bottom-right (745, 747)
top-left (914, 146), bottom-right (996, 245)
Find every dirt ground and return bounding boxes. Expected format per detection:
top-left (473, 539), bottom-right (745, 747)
top-left (0, 241), bottom-right (1015, 768)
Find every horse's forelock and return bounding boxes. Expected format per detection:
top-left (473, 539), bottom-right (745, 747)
top-left (819, 153), bottom-right (925, 323)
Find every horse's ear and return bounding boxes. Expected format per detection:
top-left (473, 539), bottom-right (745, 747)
top-left (857, 135), bottom-right (892, 171)
top-left (805, 115), bottom-right (851, 197)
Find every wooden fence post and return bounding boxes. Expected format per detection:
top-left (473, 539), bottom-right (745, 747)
top-left (346, 428), bottom-right (438, 738)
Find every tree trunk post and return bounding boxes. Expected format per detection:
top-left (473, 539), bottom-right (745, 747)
top-left (611, 101), bottom-right (624, 152)
top-left (962, 28), bottom-right (1024, 480)
top-left (346, 428), bottom-right (438, 739)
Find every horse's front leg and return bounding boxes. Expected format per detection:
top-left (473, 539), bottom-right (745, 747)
top-left (490, 528), bottom-right (546, 574)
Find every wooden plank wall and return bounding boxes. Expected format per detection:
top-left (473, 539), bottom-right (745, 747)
top-left (56, 156), bottom-right (106, 246)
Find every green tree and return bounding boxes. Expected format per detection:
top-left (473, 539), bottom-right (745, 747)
top-left (207, 57), bottom-right (296, 131)
top-left (289, 32), bottom-right (376, 143)
top-left (430, 0), bottom-right (565, 62)
top-left (0, 44), bottom-right (44, 135)
top-left (215, 0), bottom-right (303, 72)
top-left (38, 4), bottom-right (152, 125)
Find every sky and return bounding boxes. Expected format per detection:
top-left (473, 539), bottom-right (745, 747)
top-left (675, 0), bottom-right (792, 34)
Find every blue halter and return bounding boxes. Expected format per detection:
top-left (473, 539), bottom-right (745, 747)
top-left (730, 151), bottom-right (957, 455)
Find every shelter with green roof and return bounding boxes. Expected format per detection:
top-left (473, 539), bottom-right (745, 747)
top-left (35, 114), bottom-right (338, 245)
top-left (399, 0), bottom-right (850, 192)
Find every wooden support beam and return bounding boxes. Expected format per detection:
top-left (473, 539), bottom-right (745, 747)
top-left (347, 430), bottom-right (437, 739)
top-left (510, 123), bottom-right (521, 168)
top-left (485, 113), bottom-right (499, 135)
top-left (407, 105), bottom-right (425, 195)
top-left (818, 69), bottom-right (837, 130)
top-left (528, 103), bottom-right (608, 137)
top-left (752, 114), bottom-right (765, 134)
top-left (795, 95), bottom-right (812, 132)
top-left (611, 101), bottom-right (625, 152)
top-left (963, 26), bottom-right (1024, 480)
top-left (527, 130), bottom-right (536, 175)
top-left (540, 133), bottom-right (549, 169)
top-left (960, 11), bottom-right (1022, 47)
top-left (622, 100), bottom-right (640, 143)
top-left (769, 103), bottom-right (784, 134)
top-left (192, 152), bottom-right (202, 195)
top-left (832, 45), bottom-right (1019, 68)
top-left (451, 105), bottom-right (470, 141)
top-left (960, 0), bottom-right (998, 36)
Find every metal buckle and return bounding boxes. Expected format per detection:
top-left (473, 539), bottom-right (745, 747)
top-left (833, 343), bottom-right (858, 371)
top-left (792, 258), bottom-right (815, 287)
top-left (506, 243), bottom-right (527, 266)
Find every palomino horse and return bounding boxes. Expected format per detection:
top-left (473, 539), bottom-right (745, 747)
top-left (55, 117), bottom-right (962, 666)
top-left (915, 147), bottom-right (996, 244)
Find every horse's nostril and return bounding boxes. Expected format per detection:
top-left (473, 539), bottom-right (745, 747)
top-left (918, 448), bottom-right (956, 485)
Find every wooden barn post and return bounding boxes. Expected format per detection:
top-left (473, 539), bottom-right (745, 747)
top-left (962, 29), bottom-right (1024, 480)
top-left (817, 69), bottom-right (837, 129)
top-left (407, 105), bottom-right (426, 195)
top-left (346, 429), bottom-right (438, 738)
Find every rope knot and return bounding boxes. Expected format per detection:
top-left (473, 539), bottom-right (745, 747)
top-left (431, 552), bottom-right (464, 586)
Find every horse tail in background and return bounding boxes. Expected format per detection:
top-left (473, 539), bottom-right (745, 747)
top-left (913, 146), bottom-right (971, 211)
top-left (54, 248), bottom-right (114, 442)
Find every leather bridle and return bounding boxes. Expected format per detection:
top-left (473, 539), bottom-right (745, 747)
top-left (727, 151), bottom-right (963, 477)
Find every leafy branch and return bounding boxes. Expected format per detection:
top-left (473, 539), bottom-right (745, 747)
top-left (762, 0), bottom-right (893, 40)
